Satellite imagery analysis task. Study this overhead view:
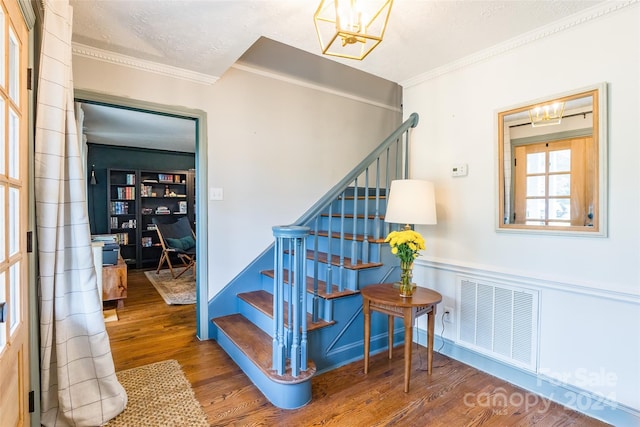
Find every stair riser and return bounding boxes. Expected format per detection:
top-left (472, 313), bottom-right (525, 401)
top-left (307, 236), bottom-right (382, 263)
top-left (304, 260), bottom-right (360, 291)
top-left (215, 326), bottom-right (313, 409)
top-left (342, 186), bottom-right (387, 198)
top-left (314, 216), bottom-right (387, 240)
top-left (258, 276), bottom-right (335, 322)
top-left (238, 296), bottom-right (274, 336)
top-left (329, 198), bottom-right (387, 216)
top-left (261, 260), bottom-right (359, 293)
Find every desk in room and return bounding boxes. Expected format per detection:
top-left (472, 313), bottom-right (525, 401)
top-left (361, 283), bottom-right (442, 392)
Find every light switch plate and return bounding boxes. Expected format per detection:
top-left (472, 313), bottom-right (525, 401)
top-left (209, 187), bottom-right (224, 200)
top-left (451, 164), bottom-right (468, 177)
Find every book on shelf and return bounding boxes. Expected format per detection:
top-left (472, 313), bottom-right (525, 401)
top-left (126, 173), bottom-right (136, 185)
top-left (116, 187), bottom-right (135, 200)
top-left (110, 201), bottom-right (130, 214)
top-left (114, 232), bottom-right (129, 245)
top-left (92, 234), bottom-right (117, 243)
top-left (140, 185), bottom-right (153, 197)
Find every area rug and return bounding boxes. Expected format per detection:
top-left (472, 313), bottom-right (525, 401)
top-left (145, 269), bottom-right (196, 305)
top-left (104, 359), bottom-right (208, 427)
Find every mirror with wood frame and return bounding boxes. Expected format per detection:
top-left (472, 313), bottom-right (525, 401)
top-left (497, 83), bottom-right (607, 236)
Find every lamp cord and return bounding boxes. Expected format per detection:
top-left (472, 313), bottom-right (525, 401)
top-left (416, 311), bottom-right (447, 371)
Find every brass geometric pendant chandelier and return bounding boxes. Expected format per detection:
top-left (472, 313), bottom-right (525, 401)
top-left (313, 0), bottom-right (393, 60)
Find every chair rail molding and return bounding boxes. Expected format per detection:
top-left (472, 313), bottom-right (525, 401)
top-left (415, 257), bottom-right (640, 304)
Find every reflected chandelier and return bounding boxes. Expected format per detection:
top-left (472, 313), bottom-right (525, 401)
top-left (313, 0), bottom-right (393, 60)
top-left (529, 101), bottom-right (565, 127)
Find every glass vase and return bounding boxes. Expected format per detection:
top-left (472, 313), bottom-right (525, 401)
top-left (399, 260), bottom-right (414, 297)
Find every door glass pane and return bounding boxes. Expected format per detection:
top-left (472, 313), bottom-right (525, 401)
top-left (549, 149), bottom-right (571, 173)
top-left (8, 28), bottom-right (19, 104)
top-left (526, 152), bottom-right (545, 174)
top-left (0, 186), bottom-right (4, 262)
top-left (0, 9), bottom-right (4, 90)
top-left (0, 99), bottom-right (4, 175)
top-left (8, 108), bottom-right (18, 179)
top-left (526, 199), bottom-right (546, 220)
top-left (9, 262), bottom-right (19, 333)
top-left (9, 188), bottom-right (18, 256)
top-left (0, 272), bottom-right (5, 349)
top-left (526, 176), bottom-right (545, 197)
top-left (549, 198), bottom-right (570, 220)
top-left (549, 174), bottom-right (570, 196)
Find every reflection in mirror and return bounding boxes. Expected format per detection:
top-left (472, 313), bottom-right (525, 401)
top-left (498, 83), bottom-right (607, 235)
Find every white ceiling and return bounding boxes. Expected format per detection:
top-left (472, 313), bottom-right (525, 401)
top-left (72, 0), bottom-right (605, 153)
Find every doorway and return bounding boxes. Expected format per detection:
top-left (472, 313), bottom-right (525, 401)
top-left (74, 90), bottom-right (209, 339)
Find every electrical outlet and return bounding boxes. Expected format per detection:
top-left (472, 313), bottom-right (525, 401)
top-left (444, 306), bottom-right (454, 323)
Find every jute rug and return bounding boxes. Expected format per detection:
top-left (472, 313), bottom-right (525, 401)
top-left (104, 359), bottom-right (208, 426)
top-left (145, 269), bottom-right (196, 305)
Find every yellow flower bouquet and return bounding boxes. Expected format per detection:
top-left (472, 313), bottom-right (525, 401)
top-left (384, 229), bottom-right (425, 296)
top-left (384, 229), bottom-right (425, 263)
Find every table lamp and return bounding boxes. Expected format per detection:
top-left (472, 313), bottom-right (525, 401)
top-left (385, 179), bottom-right (437, 229)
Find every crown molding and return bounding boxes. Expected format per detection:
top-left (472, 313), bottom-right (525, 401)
top-left (232, 62), bottom-right (402, 113)
top-left (401, 0), bottom-right (638, 88)
top-left (72, 42), bottom-right (219, 85)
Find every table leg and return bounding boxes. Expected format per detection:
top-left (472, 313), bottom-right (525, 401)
top-left (363, 299), bottom-right (371, 374)
top-left (427, 305), bottom-right (436, 374)
top-left (388, 315), bottom-right (394, 359)
top-left (403, 309), bottom-right (412, 393)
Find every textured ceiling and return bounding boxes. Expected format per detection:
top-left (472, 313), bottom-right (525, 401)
top-left (71, 0), bottom-right (605, 152)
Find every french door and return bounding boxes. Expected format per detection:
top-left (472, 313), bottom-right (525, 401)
top-left (0, 0), bottom-right (30, 425)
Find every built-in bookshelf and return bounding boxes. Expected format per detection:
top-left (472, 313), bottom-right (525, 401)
top-left (107, 168), bottom-right (194, 268)
top-left (107, 169), bottom-right (138, 265)
top-left (139, 170), bottom-right (192, 267)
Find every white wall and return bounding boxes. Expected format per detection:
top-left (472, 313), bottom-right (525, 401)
top-left (404, 4), bottom-right (640, 413)
top-left (72, 55), bottom-right (400, 301)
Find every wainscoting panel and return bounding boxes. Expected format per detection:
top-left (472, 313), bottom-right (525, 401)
top-left (456, 275), bottom-right (539, 371)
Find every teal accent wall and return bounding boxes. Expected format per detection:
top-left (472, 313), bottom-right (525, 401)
top-left (87, 143), bottom-right (195, 235)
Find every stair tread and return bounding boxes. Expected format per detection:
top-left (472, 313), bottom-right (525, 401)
top-left (261, 269), bottom-right (359, 300)
top-left (312, 230), bottom-right (385, 243)
top-left (305, 249), bottom-right (383, 270)
top-left (238, 290), bottom-right (335, 331)
top-left (212, 314), bottom-right (316, 384)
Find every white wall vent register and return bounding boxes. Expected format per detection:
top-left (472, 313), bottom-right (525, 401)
top-left (456, 275), bottom-right (539, 371)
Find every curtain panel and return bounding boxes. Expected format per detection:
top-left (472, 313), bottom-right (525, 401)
top-left (34, 1), bottom-right (126, 425)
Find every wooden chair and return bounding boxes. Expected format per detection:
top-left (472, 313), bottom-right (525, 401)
top-left (153, 217), bottom-right (196, 279)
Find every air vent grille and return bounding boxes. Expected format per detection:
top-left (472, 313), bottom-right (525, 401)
top-left (457, 275), bottom-right (538, 371)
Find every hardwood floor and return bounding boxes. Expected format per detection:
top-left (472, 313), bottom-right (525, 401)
top-left (106, 270), bottom-right (609, 426)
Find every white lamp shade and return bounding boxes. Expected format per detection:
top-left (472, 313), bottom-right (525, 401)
top-left (384, 179), bottom-right (437, 225)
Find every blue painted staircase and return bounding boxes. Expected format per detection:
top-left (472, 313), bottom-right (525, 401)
top-left (210, 113), bottom-right (420, 409)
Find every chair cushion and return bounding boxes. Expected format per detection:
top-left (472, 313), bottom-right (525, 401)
top-left (166, 235), bottom-right (196, 251)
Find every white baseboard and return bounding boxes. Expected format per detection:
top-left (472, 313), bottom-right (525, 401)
top-left (414, 329), bottom-right (640, 426)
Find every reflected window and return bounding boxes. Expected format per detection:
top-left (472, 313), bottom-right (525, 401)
top-left (515, 140), bottom-right (583, 227)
